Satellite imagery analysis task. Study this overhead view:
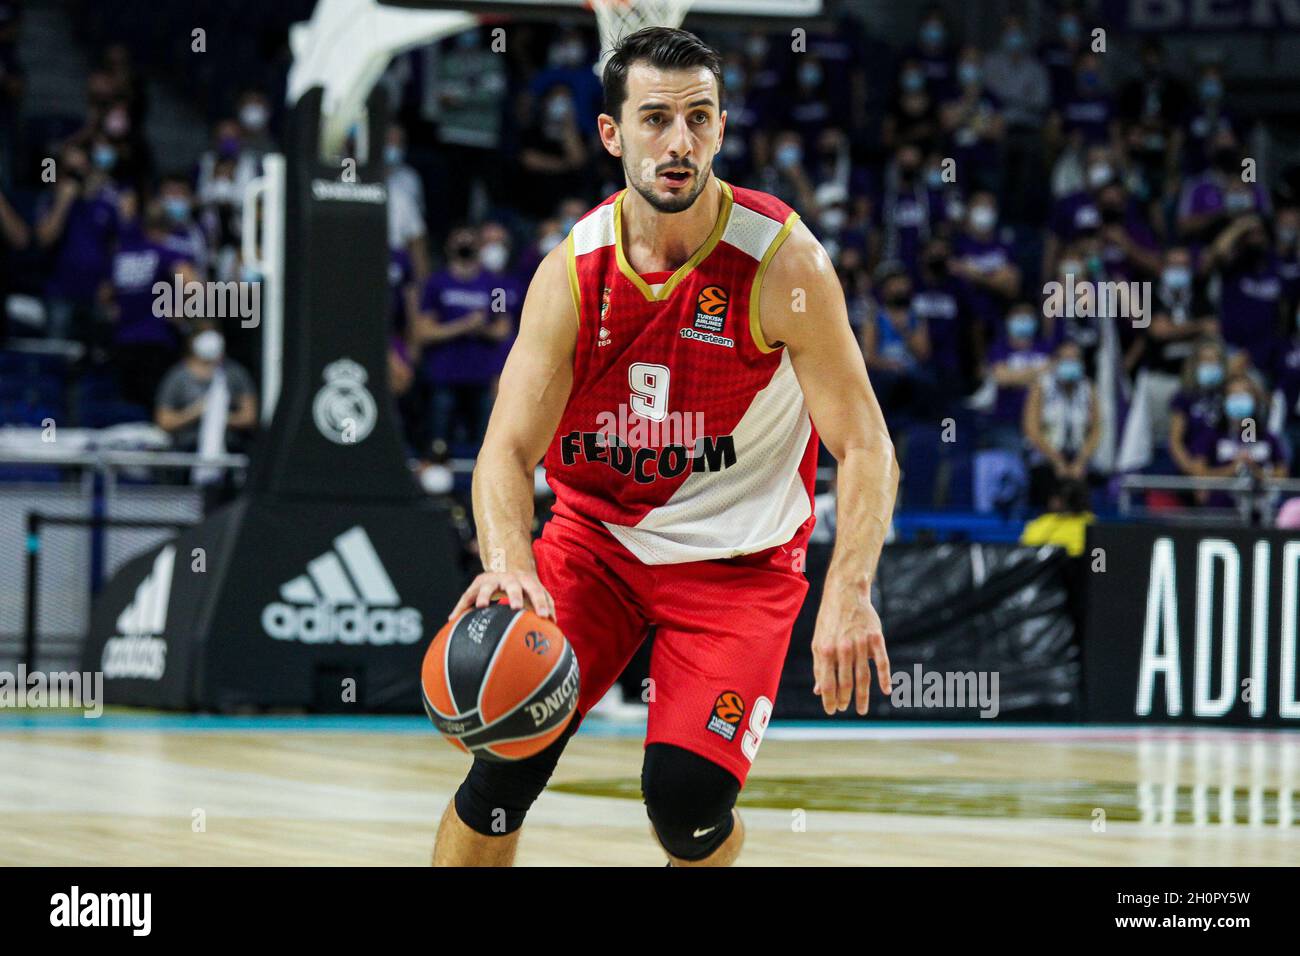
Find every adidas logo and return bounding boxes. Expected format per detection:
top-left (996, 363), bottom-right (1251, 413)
top-left (102, 545), bottom-right (174, 681)
top-left (260, 526), bottom-right (422, 645)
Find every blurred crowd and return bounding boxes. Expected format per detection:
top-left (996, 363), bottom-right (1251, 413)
top-left (1, 1), bottom-right (1299, 517)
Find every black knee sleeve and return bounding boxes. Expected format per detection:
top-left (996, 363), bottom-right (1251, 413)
top-left (454, 718), bottom-right (578, 836)
top-left (641, 744), bottom-right (740, 861)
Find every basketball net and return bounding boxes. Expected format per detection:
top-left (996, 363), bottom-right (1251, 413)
top-left (589, 0), bottom-right (695, 75)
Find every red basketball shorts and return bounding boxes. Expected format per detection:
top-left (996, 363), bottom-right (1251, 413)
top-left (532, 506), bottom-right (814, 785)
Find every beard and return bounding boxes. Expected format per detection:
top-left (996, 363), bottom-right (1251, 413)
top-left (622, 150), bottom-right (713, 213)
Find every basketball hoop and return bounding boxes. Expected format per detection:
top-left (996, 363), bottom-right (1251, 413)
top-left (588, 0), bottom-right (695, 75)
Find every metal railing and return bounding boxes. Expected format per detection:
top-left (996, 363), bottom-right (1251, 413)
top-left (1117, 474), bottom-right (1300, 526)
top-left (0, 448), bottom-right (249, 472)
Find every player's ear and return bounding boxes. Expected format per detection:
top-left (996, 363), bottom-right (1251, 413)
top-left (715, 109), bottom-right (727, 156)
top-left (597, 113), bottom-right (622, 157)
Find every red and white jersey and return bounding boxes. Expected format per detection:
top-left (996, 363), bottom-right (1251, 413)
top-left (543, 179), bottom-right (819, 565)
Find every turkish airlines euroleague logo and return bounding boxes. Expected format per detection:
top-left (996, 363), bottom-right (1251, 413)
top-left (693, 285), bottom-right (729, 334)
top-left (683, 285), bottom-right (735, 348)
top-left (706, 690), bottom-right (745, 742)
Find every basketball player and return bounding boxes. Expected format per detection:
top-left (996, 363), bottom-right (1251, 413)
top-left (435, 27), bottom-right (897, 867)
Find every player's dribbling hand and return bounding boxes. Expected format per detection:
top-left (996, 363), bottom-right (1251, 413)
top-left (811, 585), bottom-right (891, 716)
top-left (448, 570), bottom-right (557, 622)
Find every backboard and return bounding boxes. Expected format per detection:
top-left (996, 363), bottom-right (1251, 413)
top-left (377, 0), bottom-right (827, 27)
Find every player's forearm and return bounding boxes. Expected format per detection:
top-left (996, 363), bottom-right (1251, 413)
top-left (825, 441), bottom-right (898, 595)
top-left (471, 444), bottom-right (539, 575)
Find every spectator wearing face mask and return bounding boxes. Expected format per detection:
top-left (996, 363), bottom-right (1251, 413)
top-left (860, 263), bottom-right (933, 421)
top-left (835, 245), bottom-right (873, 334)
top-left (920, 152), bottom-right (965, 229)
top-left (1134, 247), bottom-right (1218, 441)
top-left (1039, 5), bottom-right (1087, 108)
top-left (1116, 39), bottom-right (1189, 209)
top-left (156, 173), bottom-right (208, 277)
top-left (1202, 214), bottom-right (1286, 374)
top-left (883, 58), bottom-right (940, 153)
top-left (155, 323), bottom-right (257, 496)
top-left (1168, 338), bottom-right (1228, 478)
top-left (1119, 249), bottom-right (1215, 471)
top-left (384, 123), bottom-right (424, 216)
top-left (873, 144), bottom-right (932, 277)
top-left (104, 202), bottom-right (200, 408)
top-left (784, 54), bottom-right (833, 147)
top-left (1273, 205), bottom-right (1300, 304)
top-left (96, 96), bottom-right (152, 194)
top-left (808, 127), bottom-right (851, 194)
top-left (940, 47), bottom-right (1004, 196)
top-left (1176, 130), bottom-right (1269, 246)
top-left (529, 28), bottom-right (602, 133)
top-left (906, 7), bottom-right (957, 100)
top-left (1022, 340), bottom-right (1101, 508)
top-left (1093, 182), bottom-right (1161, 283)
top-left (1182, 65), bottom-right (1237, 175)
top-left (738, 30), bottom-right (785, 117)
top-left (1054, 230), bottom-right (1138, 382)
top-left (1047, 51), bottom-right (1116, 153)
top-left (806, 20), bottom-right (869, 124)
top-left (478, 219), bottom-right (524, 384)
top-left (35, 142), bottom-right (121, 341)
top-left (1045, 144), bottom-right (1123, 270)
top-left (977, 16), bottom-right (1050, 130)
top-left (516, 85), bottom-right (588, 219)
top-left (950, 191), bottom-right (1020, 342)
top-left (714, 53), bottom-right (757, 181)
top-left (388, 227), bottom-right (419, 343)
top-left (759, 130), bottom-right (816, 215)
top-left (516, 216), bottom-right (566, 280)
top-left (1273, 301), bottom-right (1300, 473)
top-left (235, 90), bottom-right (275, 162)
top-left (813, 181), bottom-right (851, 261)
top-left (982, 302), bottom-right (1053, 451)
top-left (410, 226), bottom-right (512, 450)
top-left (385, 125), bottom-right (432, 287)
top-left (196, 118), bottom-right (260, 215)
top-left (913, 236), bottom-right (977, 395)
top-left (983, 16), bottom-right (1050, 224)
top-left (1190, 375), bottom-right (1287, 508)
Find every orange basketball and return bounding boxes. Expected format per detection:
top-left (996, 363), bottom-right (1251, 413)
top-left (421, 603), bottom-right (579, 761)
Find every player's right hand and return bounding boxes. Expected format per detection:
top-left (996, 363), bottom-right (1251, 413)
top-left (448, 570), bottom-right (556, 622)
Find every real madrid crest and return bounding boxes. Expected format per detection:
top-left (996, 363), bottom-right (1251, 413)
top-left (313, 358), bottom-right (377, 445)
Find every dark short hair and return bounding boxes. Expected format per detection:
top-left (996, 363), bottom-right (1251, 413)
top-left (602, 26), bottom-right (723, 122)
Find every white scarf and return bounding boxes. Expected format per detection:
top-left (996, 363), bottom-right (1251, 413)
top-left (192, 367), bottom-right (229, 486)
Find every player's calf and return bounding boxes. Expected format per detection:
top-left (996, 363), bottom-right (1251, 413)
top-left (642, 743), bottom-right (743, 866)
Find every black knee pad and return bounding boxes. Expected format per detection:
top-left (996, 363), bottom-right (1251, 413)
top-left (454, 717), bottom-right (579, 836)
top-left (641, 744), bottom-right (740, 861)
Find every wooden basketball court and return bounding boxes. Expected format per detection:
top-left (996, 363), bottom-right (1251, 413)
top-left (1, 715), bottom-right (1296, 865)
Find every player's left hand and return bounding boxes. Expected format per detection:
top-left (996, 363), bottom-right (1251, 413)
top-left (811, 583), bottom-right (891, 716)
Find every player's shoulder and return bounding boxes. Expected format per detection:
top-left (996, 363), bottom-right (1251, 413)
top-left (564, 190), bottom-right (623, 260)
top-left (725, 181), bottom-right (797, 226)
top-left (722, 181), bottom-right (827, 280)
top-left (761, 215), bottom-right (834, 292)
top-left (580, 190), bottom-right (621, 220)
